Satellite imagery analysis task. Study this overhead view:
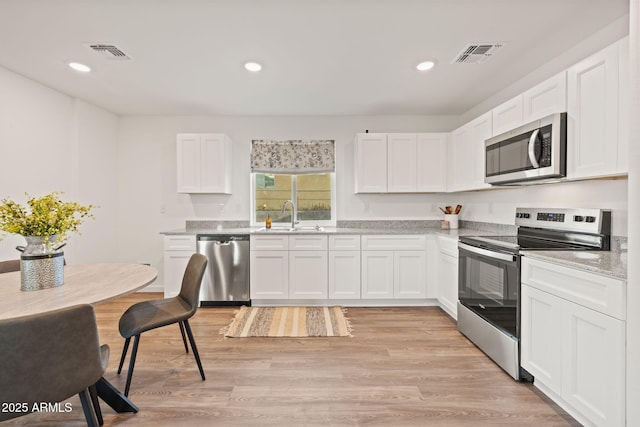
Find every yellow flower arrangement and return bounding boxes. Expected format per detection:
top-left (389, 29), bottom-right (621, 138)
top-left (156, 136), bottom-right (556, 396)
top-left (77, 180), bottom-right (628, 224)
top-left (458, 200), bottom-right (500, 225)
top-left (0, 192), bottom-right (96, 242)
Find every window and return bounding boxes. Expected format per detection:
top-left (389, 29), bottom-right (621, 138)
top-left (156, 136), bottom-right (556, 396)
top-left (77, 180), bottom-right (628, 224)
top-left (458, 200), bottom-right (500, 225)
top-left (253, 173), bottom-right (335, 226)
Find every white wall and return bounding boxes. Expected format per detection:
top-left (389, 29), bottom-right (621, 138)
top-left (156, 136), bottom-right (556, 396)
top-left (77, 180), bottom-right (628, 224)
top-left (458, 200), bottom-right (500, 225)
top-left (0, 66), bottom-right (119, 263)
top-left (456, 179), bottom-right (628, 236)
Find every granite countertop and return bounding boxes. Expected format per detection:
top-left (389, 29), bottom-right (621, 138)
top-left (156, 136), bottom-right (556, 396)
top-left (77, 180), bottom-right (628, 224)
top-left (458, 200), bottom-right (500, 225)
top-left (161, 226), bottom-right (498, 237)
top-left (162, 222), bottom-right (627, 279)
top-left (521, 250), bottom-right (627, 281)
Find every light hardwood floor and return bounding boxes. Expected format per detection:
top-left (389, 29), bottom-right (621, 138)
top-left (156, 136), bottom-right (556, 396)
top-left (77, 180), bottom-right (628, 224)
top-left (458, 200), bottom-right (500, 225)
top-left (6, 293), bottom-right (579, 426)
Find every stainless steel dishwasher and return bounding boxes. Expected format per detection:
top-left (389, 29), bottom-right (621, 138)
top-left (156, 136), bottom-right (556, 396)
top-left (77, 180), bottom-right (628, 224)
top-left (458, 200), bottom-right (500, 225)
top-left (196, 234), bottom-right (250, 306)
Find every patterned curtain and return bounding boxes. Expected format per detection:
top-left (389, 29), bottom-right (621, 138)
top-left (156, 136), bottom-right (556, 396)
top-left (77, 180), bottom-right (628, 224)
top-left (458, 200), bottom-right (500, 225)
top-left (250, 140), bottom-right (335, 174)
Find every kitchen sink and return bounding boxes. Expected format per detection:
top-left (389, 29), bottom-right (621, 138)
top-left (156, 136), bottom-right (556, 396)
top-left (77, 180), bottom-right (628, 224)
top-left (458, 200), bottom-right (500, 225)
top-left (254, 226), bottom-right (325, 233)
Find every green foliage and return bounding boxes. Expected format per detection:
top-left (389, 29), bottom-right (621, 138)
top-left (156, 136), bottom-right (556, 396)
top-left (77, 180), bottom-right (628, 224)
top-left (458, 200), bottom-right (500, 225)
top-left (0, 192), bottom-right (96, 241)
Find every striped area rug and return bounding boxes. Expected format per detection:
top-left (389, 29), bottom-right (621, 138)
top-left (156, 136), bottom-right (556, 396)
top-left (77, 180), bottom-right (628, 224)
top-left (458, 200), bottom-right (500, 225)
top-left (222, 306), bottom-right (352, 338)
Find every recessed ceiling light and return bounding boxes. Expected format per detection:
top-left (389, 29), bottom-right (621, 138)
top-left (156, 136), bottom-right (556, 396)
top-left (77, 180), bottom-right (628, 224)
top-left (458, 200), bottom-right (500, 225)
top-left (244, 62), bottom-right (262, 72)
top-left (416, 61), bottom-right (435, 71)
top-left (69, 62), bottom-right (91, 72)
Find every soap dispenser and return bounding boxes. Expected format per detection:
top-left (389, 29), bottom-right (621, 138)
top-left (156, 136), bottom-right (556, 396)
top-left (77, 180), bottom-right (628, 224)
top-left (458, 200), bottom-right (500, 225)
top-left (265, 213), bottom-right (271, 229)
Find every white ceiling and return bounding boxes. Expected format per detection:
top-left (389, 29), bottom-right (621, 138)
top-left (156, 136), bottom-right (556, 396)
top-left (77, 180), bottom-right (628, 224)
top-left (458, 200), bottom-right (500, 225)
top-left (0, 0), bottom-right (629, 116)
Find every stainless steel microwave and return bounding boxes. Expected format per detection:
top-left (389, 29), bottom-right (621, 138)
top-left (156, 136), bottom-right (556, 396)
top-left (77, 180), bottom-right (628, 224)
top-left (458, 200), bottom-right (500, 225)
top-left (485, 112), bottom-right (567, 185)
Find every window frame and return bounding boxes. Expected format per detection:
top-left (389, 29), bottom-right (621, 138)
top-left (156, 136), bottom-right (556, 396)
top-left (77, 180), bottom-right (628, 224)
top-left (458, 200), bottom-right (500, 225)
top-left (250, 173), bottom-right (337, 227)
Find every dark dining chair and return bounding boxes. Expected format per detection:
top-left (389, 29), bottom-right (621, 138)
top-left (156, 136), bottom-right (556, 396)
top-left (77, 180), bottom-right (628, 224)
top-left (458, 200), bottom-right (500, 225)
top-left (0, 259), bottom-right (20, 273)
top-left (117, 253), bottom-right (207, 396)
top-left (0, 304), bottom-right (110, 426)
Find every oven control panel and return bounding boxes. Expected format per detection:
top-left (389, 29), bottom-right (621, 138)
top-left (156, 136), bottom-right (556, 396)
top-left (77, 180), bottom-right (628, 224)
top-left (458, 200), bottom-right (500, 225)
top-left (514, 208), bottom-right (611, 234)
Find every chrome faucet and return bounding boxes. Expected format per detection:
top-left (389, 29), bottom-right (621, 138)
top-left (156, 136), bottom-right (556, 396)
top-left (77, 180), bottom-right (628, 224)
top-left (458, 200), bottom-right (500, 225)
top-left (281, 200), bottom-right (297, 230)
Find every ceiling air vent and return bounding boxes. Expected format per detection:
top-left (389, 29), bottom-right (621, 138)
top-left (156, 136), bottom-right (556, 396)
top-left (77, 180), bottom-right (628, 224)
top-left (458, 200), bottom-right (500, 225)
top-left (86, 43), bottom-right (131, 60)
top-left (451, 43), bottom-right (504, 64)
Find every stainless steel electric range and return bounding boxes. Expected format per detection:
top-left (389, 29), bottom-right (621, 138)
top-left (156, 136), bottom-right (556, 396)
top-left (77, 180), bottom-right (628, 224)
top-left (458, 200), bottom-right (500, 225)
top-left (457, 207), bottom-right (611, 381)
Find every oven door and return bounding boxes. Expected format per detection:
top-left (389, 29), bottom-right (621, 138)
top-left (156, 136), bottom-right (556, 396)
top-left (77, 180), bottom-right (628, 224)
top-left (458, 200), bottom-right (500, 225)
top-left (458, 242), bottom-right (520, 337)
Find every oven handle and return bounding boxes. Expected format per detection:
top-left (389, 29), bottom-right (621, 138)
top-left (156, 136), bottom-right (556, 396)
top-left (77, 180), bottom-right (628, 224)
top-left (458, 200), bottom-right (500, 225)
top-left (458, 242), bottom-right (516, 262)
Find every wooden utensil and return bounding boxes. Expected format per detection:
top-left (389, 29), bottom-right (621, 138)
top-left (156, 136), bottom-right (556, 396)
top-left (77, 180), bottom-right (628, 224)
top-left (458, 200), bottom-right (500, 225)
top-left (439, 207), bottom-right (447, 214)
top-left (445, 206), bottom-right (452, 214)
top-left (454, 205), bottom-right (462, 214)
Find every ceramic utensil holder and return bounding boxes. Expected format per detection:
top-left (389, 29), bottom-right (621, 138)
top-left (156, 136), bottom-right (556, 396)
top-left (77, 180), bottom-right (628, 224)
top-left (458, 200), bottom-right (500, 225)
top-left (444, 214), bottom-right (459, 229)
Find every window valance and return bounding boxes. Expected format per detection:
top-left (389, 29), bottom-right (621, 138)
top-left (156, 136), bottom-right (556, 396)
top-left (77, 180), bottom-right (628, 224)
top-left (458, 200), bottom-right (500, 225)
top-left (250, 140), bottom-right (335, 174)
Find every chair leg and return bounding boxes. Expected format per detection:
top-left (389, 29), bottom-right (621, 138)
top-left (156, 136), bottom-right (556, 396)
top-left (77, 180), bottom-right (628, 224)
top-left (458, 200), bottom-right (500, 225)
top-left (88, 383), bottom-right (103, 426)
top-left (183, 319), bottom-right (205, 381)
top-left (179, 321), bottom-right (189, 353)
top-left (124, 335), bottom-right (141, 397)
top-left (79, 387), bottom-right (100, 427)
top-left (117, 337), bottom-right (131, 374)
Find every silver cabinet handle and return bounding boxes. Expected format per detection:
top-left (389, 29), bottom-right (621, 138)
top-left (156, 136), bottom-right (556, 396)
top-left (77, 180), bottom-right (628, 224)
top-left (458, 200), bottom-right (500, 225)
top-left (528, 128), bottom-right (540, 169)
top-left (458, 243), bottom-right (516, 262)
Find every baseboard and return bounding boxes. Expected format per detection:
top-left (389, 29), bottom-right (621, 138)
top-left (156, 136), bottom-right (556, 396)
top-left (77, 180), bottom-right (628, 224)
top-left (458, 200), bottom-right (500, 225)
top-left (139, 284), bottom-right (163, 293)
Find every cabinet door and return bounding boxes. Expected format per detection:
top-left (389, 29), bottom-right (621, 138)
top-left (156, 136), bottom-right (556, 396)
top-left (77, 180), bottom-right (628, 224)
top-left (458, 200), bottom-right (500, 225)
top-left (176, 134), bottom-right (201, 193)
top-left (617, 37), bottom-right (629, 174)
top-left (523, 72), bottom-right (567, 122)
top-left (520, 285), bottom-right (563, 395)
top-left (355, 133), bottom-right (388, 193)
top-left (567, 43), bottom-right (619, 179)
top-left (448, 112), bottom-right (492, 192)
top-left (163, 251), bottom-right (193, 298)
top-left (394, 251), bottom-right (426, 298)
top-left (289, 251), bottom-right (328, 299)
top-left (438, 253), bottom-right (458, 319)
top-left (361, 251), bottom-right (394, 299)
top-left (387, 133), bottom-right (417, 192)
top-left (200, 134), bottom-right (231, 193)
top-left (328, 250), bottom-right (361, 299)
top-left (416, 133), bottom-right (447, 192)
top-left (492, 95), bottom-right (524, 136)
top-left (250, 251), bottom-right (288, 299)
top-left (562, 300), bottom-right (625, 427)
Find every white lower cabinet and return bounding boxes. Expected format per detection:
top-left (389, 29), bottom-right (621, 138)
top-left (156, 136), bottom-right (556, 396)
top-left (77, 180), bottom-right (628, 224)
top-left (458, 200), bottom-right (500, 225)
top-left (436, 235), bottom-right (458, 319)
top-left (250, 250), bottom-right (289, 299)
top-left (328, 235), bottom-right (361, 299)
top-left (521, 257), bottom-right (625, 427)
top-left (361, 251), bottom-right (395, 298)
top-left (250, 235), bottom-right (289, 299)
top-left (520, 285), bottom-right (563, 393)
top-left (289, 250), bottom-right (328, 299)
top-left (163, 235), bottom-right (196, 298)
top-left (250, 235), bottom-right (328, 300)
top-left (361, 235), bottom-right (426, 299)
top-left (394, 251), bottom-right (426, 298)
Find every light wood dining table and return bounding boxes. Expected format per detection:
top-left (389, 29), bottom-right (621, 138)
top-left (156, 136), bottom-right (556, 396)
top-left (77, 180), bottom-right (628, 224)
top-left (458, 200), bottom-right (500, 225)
top-left (0, 263), bottom-right (158, 417)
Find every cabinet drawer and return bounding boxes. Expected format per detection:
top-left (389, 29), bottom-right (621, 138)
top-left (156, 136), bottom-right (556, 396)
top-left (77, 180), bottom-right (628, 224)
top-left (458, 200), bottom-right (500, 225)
top-left (521, 257), bottom-right (626, 320)
top-left (361, 235), bottom-right (426, 251)
top-left (250, 235), bottom-right (289, 251)
top-left (437, 235), bottom-right (459, 257)
top-left (289, 235), bottom-right (328, 251)
top-left (164, 235), bottom-right (196, 251)
top-left (329, 235), bottom-right (361, 251)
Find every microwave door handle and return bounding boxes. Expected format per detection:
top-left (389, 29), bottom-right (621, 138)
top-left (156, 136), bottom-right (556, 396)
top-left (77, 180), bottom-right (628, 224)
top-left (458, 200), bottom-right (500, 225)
top-left (528, 129), bottom-right (540, 168)
top-left (459, 243), bottom-right (516, 262)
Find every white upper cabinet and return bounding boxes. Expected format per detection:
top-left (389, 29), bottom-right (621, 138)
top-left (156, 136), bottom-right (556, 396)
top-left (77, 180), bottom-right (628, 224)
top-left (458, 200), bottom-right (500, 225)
top-left (492, 72), bottom-right (567, 137)
top-left (387, 133), bottom-right (417, 192)
top-left (355, 133), bottom-right (388, 193)
top-left (522, 72), bottom-right (567, 122)
top-left (176, 133), bottom-right (232, 193)
top-left (416, 133), bottom-right (447, 192)
top-left (355, 132), bottom-right (447, 193)
top-left (448, 112), bottom-right (492, 192)
top-left (567, 38), bottom-right (628, 179)
top-left (492, 96), bottom-right (523, 136)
